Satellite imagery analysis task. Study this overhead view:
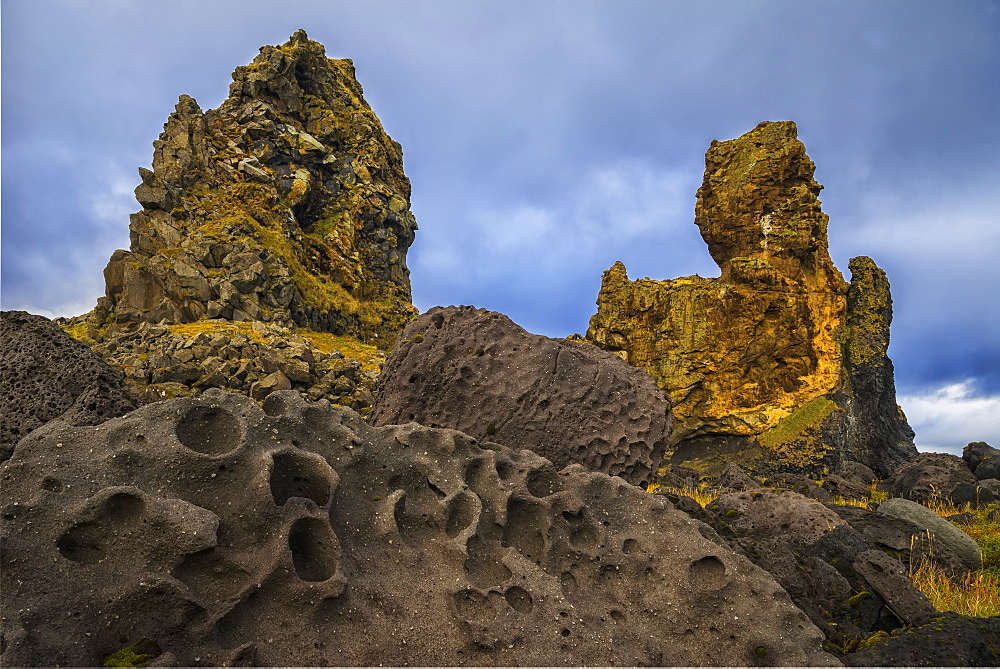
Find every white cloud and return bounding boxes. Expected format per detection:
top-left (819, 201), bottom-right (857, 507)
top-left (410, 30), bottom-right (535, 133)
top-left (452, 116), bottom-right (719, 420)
top-left (415, 158), bottom-right (698, 280)
top-left (898, 380), bottom-right (1000, 456)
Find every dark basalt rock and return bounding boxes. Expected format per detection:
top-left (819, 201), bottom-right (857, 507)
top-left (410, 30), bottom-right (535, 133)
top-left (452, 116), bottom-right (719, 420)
top-left (888, 452), bottom-right (977, 503)
top-left (0, 311), bottom-right (138, 462)
top-left (370, 306), bottom-right (672, 488)
top-left (0, 389), bottom-right (837, 667)
top-left (841, 614), bottom-right (1000, 667)
top-left (962, 441), bottom-right (999, 475)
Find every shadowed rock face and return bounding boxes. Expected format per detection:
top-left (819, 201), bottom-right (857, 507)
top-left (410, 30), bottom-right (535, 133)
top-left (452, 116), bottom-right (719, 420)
top-left (587, 121), bottom-right (916, 477)
top-left (88, 30), bottom-right (416, 345)
top-left (370, 306), bottom-right (672, 488)
top-left (0, 389), bottom-right (837, 667)
top-left (0, 311), bottom-right (138, 461)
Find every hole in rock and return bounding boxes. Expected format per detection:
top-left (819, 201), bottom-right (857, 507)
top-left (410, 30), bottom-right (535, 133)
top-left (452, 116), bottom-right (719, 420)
top-left (453, 588), bottom-right (500, 625)
top-left (609, 609), bottom-right (625, 622)
top-left (503, 586), bottom-right (533, 613)
top-left (176, 405), bottom-right (241, 455)
top-left (262, 393), bottom-right (292, 417)
top-left (41, 478), bottom-right (64, 493)
top-left (495, 460), bottom-right (515, 480)
top-left (57, 523), bottom-right (105, 564)
top-left (560, 628), bottom-right (571, 637)
top-left (689, 555), bottom-right (728, 590)
top-left (426, 478), bottom-right (447, 499)
top-left (502, 498), bottom-right (548, 566)
top-left (270, 450), bottom-right (335, 507)
top-left (464, 535), bottom-right (512, 587)
top-left (559, 570), bottom-right (578, 595)
top-left (526, 468), bottom-right (564, 498)
top-left (622, 538), bottom-right (639, 554)
top-left (445, 492), bottom-right (478, 538)
top-left (562, 511), bottom-right (599, 550)
top-left (288, 517), bottom-right (338, 582)
top-left (102, 492), bottom-right (145, 523)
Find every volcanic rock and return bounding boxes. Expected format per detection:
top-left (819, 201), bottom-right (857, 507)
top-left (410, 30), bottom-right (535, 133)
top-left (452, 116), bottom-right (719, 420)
top-left (877, 497), bottom-right (982, 570)
top-left (964, 441), bottom-right (1000, 480)
top-left (586, 121), bottom-right (916, 477)
top-left (370, 306), bottom-right (672, 488)
top-left (0, 389), bottom-right (837, 667)
top-left (842, 615), bottom-right (1000, 667)
top-left (0, 311), bottom-right (138, 462)
top-left (85, 30), bottom-right (417, 345)
top-left (887, 452), bottom-right (977, 503)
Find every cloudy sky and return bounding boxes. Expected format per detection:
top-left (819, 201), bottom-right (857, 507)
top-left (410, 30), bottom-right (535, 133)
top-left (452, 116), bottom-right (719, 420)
top-left (3, 0), bottom-right (998, 454)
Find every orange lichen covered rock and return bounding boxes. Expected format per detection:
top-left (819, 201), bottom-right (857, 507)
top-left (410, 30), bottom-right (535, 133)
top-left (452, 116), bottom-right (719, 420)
top-left (587, 122), bottom-right (916, 477)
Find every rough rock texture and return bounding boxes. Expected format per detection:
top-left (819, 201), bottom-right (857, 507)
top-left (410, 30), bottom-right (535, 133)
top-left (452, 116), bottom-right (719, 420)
top-left (84, 30), bottom-right (417, 346)
top-left (586, 121), bottom-right (916, 477)
top-left (887, 452), bottom-right (977, 503)
top-left (842, 615), bottom-right (1000, 667)
top-left (964, 441), bottom-right (1000, 480)
top-left (63, 319), bottom-right (380, 410)
top-left (827, 504), bottom-right (971, 578)
top-left (877, 497), bottom-right (982, 570)
top-left (0, 311), bottom-right (138, 462)
top-left (0, 389), bottom-right (838, 667)
top-left (370, 306), bottom-right (672, 488)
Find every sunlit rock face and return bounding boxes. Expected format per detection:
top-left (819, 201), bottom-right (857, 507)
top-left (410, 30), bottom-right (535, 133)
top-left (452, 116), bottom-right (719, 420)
top-left (587, 121), bottom-right (916, 477)
top-left (91, 30), bottom-right (416, 345)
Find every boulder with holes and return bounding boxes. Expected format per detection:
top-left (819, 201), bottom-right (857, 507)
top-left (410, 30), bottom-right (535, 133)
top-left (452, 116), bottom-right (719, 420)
top-left (0, 389), bottom-right (838, 667)
top-left (370, 305), bottom-right (672, 488)
top-left (0, 311), bottom-right (139, 462)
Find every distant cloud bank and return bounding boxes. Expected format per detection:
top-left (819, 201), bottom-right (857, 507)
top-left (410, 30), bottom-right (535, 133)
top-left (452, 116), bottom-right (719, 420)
top-left (898, 380), bottom-right (1000, 455)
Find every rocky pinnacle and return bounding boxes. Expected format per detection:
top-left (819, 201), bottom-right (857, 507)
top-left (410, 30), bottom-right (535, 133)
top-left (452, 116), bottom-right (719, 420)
top-left (92, 30), bottom-right (417, 345)
top-left (587, 121), bottom-right (916, 477)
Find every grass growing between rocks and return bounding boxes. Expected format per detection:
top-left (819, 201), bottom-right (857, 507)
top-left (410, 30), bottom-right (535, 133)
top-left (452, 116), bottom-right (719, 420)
top-left (298, 329), bottom-right (383, 372)
top-left (655, 479), bottom-right (1000, 617)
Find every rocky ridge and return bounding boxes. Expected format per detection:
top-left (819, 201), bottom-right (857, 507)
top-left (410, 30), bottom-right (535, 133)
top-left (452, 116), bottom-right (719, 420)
top-left (82, 30), bottom-right (417, 346)
top-left (587, 121), bottom-right (917, 477)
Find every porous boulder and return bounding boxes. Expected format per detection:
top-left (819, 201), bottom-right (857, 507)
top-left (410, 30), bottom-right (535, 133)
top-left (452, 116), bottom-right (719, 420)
top-left (887, 452), bottom-right (977, 503)
top-left (586, 121), bottom-right (916, 478)
top-left (0, 311), bottom-right (138, 462)
top-left (370, 306), bottom-right (672, 488)
top-left (86, 30), bottom-right (417, 345)
top-left (0, 389), bottom-right (837, 667)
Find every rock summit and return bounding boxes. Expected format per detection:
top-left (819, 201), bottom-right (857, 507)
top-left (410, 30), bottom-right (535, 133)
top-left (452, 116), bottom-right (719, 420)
top-left (587, 121), bottom-right (917, 477)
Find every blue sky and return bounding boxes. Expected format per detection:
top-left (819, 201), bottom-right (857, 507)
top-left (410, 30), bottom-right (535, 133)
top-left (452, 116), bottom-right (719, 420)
top-left (2, 0), bottom-right (998, 454)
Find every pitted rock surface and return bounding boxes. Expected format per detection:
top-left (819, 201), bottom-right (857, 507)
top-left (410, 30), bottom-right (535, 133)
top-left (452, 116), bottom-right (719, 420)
top-left (84, 30), bottom-right (417, 345)
top-left (370, 306), bottom-right (672, 488)
top-left (0, 311), bottom-right (138, 461)
top-left (706, 489), bottom-right (847, 550)
top-left (887, 452), bottom-right (977, 503)
top-left (0, 389), bottom-right (837, 667)
top-left (586, 122), bottom-right (916, 477)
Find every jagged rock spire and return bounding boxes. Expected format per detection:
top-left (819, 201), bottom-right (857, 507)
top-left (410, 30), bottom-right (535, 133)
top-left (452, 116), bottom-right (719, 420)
top-left (94, 31), bottom-right (417, 345)
top-left (587, 122), bottom-right (915, 477)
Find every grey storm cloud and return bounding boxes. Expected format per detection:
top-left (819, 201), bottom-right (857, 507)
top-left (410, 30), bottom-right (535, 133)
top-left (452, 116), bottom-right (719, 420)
top-left (2, 0), bottom-right (999, 452)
